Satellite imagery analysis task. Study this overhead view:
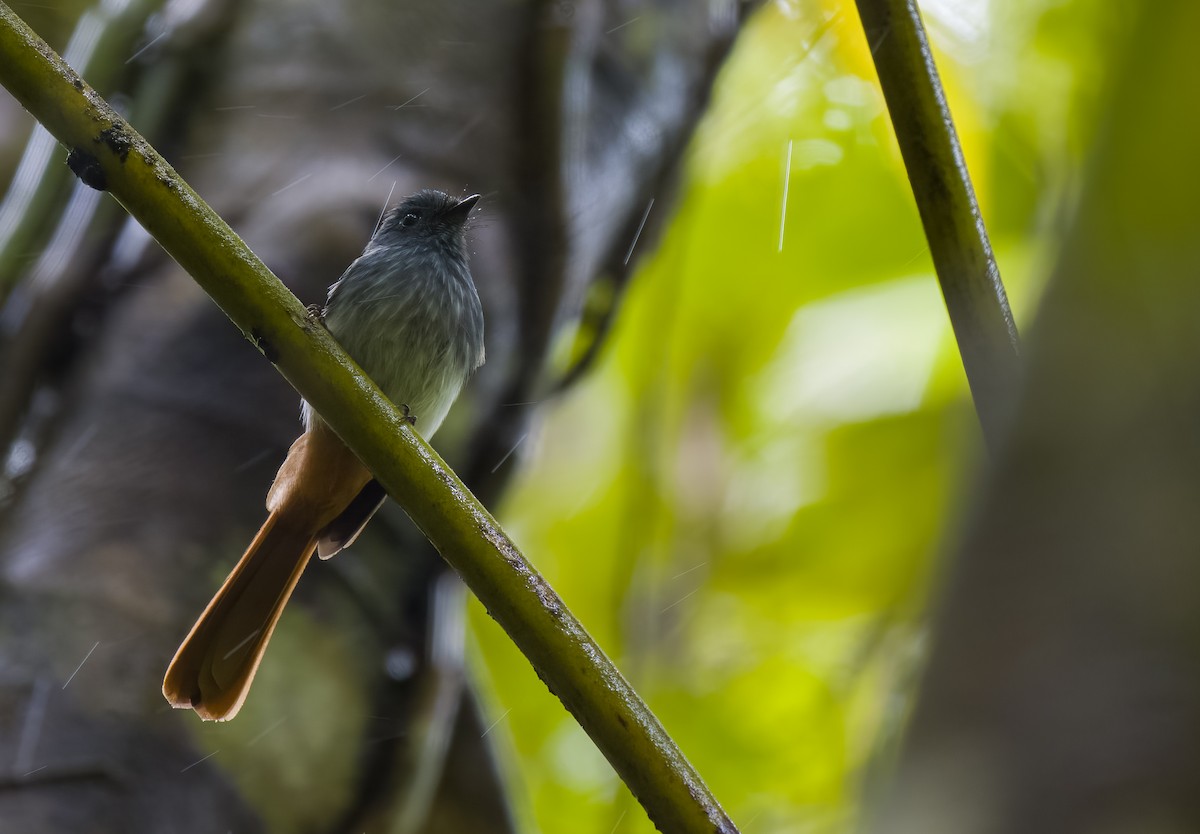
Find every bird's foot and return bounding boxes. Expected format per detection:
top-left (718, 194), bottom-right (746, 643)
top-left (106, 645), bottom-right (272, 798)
top-left (306, 304), bottom-right (327, 327)
top-left (400, 404), bottom-right (417, 426)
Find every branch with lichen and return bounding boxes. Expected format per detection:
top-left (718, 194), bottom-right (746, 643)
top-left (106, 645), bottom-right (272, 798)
top-left (0, 5), bottom-right (737, 833)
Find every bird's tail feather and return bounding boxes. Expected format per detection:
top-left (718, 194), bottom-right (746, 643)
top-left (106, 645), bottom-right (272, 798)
top-left (162, 508), bottom-right (317, 721)
top-left (316, 480), bottom-right (387, 560)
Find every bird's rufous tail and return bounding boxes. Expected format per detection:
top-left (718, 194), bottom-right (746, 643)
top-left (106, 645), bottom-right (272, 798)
top-left (162, 507), bottom-right (318, 721)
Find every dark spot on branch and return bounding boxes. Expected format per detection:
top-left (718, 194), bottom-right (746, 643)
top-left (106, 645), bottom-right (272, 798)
top-left (534, 579), bottom-right (564, 619)
top-left (249, 329), bottom-right (279, 363)
top-left (66, 148), bottom-right (106, 190)
top-left (72, 77), bottom-right (83, 91)
top-left (97, 126), bottom-right (132, 162)
top-left (616, 713), bottom-right (628, 729)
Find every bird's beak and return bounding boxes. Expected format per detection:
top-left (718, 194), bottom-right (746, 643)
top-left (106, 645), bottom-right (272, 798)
top-left (444, 193), bottom-right (481, 225)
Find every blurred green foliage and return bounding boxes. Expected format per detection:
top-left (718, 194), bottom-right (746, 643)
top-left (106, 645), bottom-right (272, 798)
top-left (468, 1), bottom-right (1119, 831)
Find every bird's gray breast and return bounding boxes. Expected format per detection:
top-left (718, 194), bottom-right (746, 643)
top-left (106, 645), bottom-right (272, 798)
top-left (319, 247), bottom-right (483, 437)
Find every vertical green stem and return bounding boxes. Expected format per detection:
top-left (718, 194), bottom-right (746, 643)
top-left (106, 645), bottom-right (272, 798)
top-left (856, 0), bottom-right (1021, 449)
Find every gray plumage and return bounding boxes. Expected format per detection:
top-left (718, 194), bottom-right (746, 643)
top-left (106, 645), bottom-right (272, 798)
top-left (301, 189), bottom-right (485, 438)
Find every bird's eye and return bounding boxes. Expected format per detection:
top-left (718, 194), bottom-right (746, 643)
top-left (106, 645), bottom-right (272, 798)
top-left (400, 213), bottom-right (419, 227)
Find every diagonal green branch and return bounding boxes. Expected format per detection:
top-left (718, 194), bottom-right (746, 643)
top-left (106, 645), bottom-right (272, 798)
top-left (0, 5), bottom-right (736, 833)
top-left (855, 0), bottom-right (1021, 450)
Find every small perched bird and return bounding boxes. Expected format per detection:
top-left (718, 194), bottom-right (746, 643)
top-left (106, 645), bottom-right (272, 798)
top-left (163, 189), bottom-right (485, 721)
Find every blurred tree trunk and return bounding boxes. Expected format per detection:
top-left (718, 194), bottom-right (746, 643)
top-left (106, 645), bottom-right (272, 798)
top-left (868, 3), bottom-right (1200, 833)
top-left (0, 1), bottom-right (748, 831)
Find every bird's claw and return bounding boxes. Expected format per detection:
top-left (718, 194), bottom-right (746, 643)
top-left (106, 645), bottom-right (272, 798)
top-left (306, 304), bottom-right (327, 327)
top-left (400, 404), bottom-right (417, 426)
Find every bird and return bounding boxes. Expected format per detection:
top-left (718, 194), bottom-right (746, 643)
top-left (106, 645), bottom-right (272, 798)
top-left (162, 189), bottom-right (485, 721)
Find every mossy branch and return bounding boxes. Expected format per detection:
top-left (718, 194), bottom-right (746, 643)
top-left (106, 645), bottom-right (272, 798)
top-left (0, 5), bottom-right (736, 833)
top-left (856, 0), bottom-right (1021, 450)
